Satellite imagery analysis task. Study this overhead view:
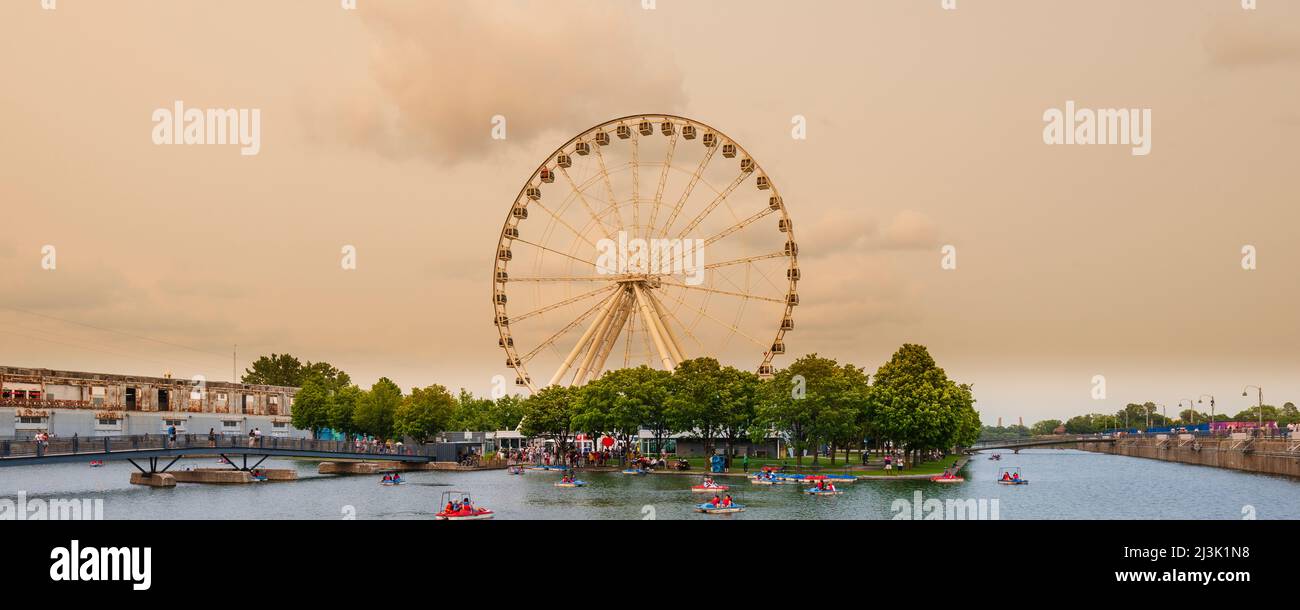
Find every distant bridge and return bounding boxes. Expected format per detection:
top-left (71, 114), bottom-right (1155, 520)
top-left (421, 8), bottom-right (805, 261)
top-left (0, 434), bottom-right (432, 473)
top-left (969, 435), bottom-right (1114, 452)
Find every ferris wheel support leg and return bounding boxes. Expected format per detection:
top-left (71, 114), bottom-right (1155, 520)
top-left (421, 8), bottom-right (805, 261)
top-left (645, 288), bottom-right (687, 364)
top-left (573, 290), bottom-right (628, 386)
top-left (632, 283), bottom-right (676, 371)
top-left (549, 291), bottom-right (621, 387)
top-left (588, 295), bottom-right (634, 382)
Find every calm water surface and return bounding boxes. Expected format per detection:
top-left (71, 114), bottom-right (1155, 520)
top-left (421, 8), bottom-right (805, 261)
top-left (3, 449), bottom-right (1299, 519)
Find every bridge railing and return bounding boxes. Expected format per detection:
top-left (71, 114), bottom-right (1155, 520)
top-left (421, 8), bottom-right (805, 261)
top-left (0, 433), bottom-right (433, 460)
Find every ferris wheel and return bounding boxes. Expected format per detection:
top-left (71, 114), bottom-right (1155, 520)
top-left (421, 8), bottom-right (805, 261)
top-left (493, 114), bottom-right (799, 392)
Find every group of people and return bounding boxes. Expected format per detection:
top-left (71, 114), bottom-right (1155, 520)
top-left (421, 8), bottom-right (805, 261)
top-left (752, 470), bottom-right (780, 482)
top-left (812, 479), bottom-right (837, 491)
top-left (1000, 470), bottom-right (1022, 482)
top-left (442, 497), bottom-right (476, 515)
top-left (381, 473), bottom-right (404, 484)
top-left (503, 445), bottom-right (669, 471)
top-left (704, 494), bottom-right (737, 509)
top-left (352, 437), bottom-right (405, 454)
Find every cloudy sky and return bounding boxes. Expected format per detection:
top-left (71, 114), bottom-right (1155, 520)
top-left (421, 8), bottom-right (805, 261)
top-left (2, 0), bottom-right (1297, 425)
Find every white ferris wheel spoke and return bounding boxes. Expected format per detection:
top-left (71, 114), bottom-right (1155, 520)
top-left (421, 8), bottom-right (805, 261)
top-left (654, 283), bottom-right (766, 349)
top-left (703, 207), bottom-right (778, 247)
top-left (676, 170), bottom-right (749, 240)
top-left (592, 143), bottom-right (626, 233)
top-left (510, 284), bottom-right (617, 324)
top-left (659, 141), bottom-right (720, 238)
top-left (528, 199), bottom-right (598, 249)
top-left (646, 130), bottom-right (678, 239)
top-left (520, 291), bottom-right (618, 363)
top-left (557, 165), bottom-right (615, 238)
top-left (631, 134), bottom-right (641, 238)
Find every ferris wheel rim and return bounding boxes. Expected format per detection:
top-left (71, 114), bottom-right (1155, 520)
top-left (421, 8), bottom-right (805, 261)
top-left (493, 114), bottom-right (799, 393)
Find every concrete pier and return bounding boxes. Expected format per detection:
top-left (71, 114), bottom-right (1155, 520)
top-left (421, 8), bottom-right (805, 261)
top-left (319, 461), bottom-right (399, 475)
top-left (1077, 436), bottom-right (1300, 478)
top-left (129, 472), bottom-right (176, 487)
top-left (170, 468), bottom-right (297, 484)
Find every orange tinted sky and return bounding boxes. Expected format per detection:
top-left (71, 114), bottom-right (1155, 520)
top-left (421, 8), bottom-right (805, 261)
top-left (2, 0), bottom-right (1297, 424)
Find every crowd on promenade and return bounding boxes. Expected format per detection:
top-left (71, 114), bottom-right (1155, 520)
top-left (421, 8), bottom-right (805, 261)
top-left (500, 445), bottom-right (667, 469)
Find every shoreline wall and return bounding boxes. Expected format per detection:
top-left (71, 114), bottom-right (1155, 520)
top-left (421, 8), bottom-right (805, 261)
top-left (1076, 437), bottom-right (1300, 478)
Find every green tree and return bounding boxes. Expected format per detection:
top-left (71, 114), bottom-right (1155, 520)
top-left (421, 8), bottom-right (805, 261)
top-left (1178, 409), bottom-right (1206, 425)
top-left (865, 344), bottom-right (977, 465)
top-left (490, 394), bottom-right (527, 431)
top-left (1231, 404), bottom-right (1279, 422)
top-left (328, 385), bottom-right (362, 438)
top-left (667, 357), bottom-right (728, 456)
top-left (1281, 402), bottom-right (1298, 425)
top-left (449, 389), bottom-right (497, 432)
top-left (818, 363), bottom-right (870, 465)
top-left (395, 384), bottom-right (457, 443)
top-left (756, 354), bottom-right (843, 467)
top-left (289, 377), bottom-right (331, 438)
top-left (242, 353), bottom-right (304, 386)
top-left (242, 353), bottom-right (351, 390)
top-left (354, 378), bottom-right (401, 440)
top-left (519, 385), bottom-right (578, 453)
top-left (579, 366), bottom-right (674, 458)
top-left (718, 367), bottom-right (763, 460)
top-left (1030, 419), bottom-right (1063, 436)
top-left (301, 361), bottom-right (352, 392)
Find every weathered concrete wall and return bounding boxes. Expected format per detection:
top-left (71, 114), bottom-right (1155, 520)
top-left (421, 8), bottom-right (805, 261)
top-left (1077, 438), bottom-right (1300, 478)
top-left (169, 468), bottom-right (297, 484)
top-left (318, 461), bottom-right (482, 475)
top-left (320, 461), bottom-right (398, 475)
top-left (129, 472), bottom-right (176, 487)
top-left (0, 408), bottom-right (17, 437)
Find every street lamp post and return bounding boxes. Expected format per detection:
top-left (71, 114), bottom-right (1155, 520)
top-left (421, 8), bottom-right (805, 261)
top-left (1198, 395), bottom-right (1216, 432)
top-left (1243, 385), bottom-right (1263, 432)
top-left (1178, 399), bottom-right (1196, 425)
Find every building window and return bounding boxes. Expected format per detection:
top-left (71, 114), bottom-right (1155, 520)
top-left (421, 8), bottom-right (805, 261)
top-left (98, 418), bottom-right (120, 426)
top-left (221, 420), bottom-right (241, 428)
top-left (91, 386), bottom-right (106, 407)
top-left (216, 392), bottom-right (228, 403)
top-left (18, 416), bottom-right (45, 424)
top-left (164, 419), bottom-right (184, 427)
top-left (273, 421), bottom-right (287, 429)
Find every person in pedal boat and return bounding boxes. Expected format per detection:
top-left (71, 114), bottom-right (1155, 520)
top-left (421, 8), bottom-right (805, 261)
top-left (721, 495), bottom-right (734, 507)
